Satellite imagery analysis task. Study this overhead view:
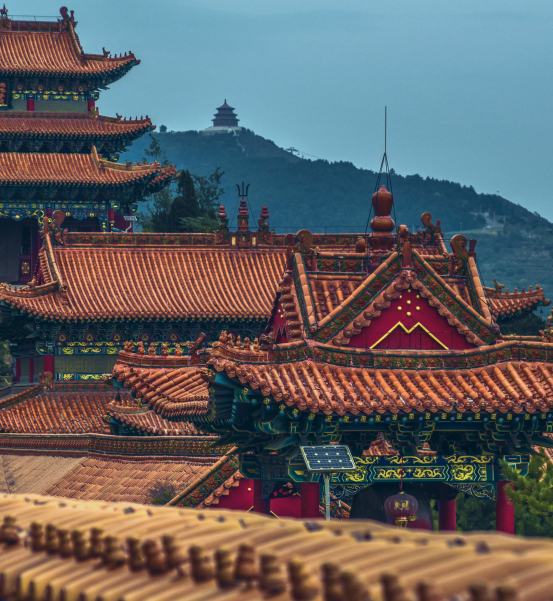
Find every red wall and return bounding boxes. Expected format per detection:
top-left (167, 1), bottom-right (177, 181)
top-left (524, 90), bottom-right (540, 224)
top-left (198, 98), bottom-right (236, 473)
top-left (271, 495), bottom-right (302, 518)
top-left (212, 478), bottom-right (304, 518)
top-left (348, 287), bottom-right (474, 350)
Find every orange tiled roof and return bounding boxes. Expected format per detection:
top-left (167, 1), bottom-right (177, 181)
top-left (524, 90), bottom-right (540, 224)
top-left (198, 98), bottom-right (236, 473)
top-left (0, 147), bottom-right (175, 186)
top-left (45, 455), bottom-right (219, 504)
top-left (112, 362), bottom-right (211, 418)
top-left (116, 349), bottom-right (553, 418)
top-left (107, 399), bottom-right (203, 436)
top-left (0, 112), bottom-right (153, 138)
top-left (0, 390), bottom-right (119, 434)
top-left (0, 20), bottom-right (137, 78)
top-left (3, 493), bottom-right (553, 600)
top-left (485, 285), bottom-right (550, 318)
top-left (1, 241), bottom-right (286, 320)
top-left (209, 357), bottom-right (553, 416)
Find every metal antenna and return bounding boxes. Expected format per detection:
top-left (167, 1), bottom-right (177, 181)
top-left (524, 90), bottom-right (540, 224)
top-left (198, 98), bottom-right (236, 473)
top-left (385, 106), bottom-right (387, 155)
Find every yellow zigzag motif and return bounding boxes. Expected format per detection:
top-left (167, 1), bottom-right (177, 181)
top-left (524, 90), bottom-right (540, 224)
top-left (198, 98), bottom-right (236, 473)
top-left (370, 321), bottom-right (449, 350)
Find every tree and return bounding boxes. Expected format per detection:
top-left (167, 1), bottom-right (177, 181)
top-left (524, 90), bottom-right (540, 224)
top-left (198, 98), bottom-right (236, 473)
top-left (499, 311), bottom-right (546, 336)
top-left (500, 451), bottom-right (553, 537)
top-left (136, 135), bottom-right (176, 233)
top-left (150, 481), bottom-right (177, 505)
top-left (171, 170), bottom-right (200, 231)
top-left (0, 341), bottom-right (12, 386)
top-left (192, 167), bottom-right (225, 213)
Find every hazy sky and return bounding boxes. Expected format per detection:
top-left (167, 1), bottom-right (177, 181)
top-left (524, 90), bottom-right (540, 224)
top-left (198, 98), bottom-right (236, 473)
top-left (14, 1), bottom-right (553, 218)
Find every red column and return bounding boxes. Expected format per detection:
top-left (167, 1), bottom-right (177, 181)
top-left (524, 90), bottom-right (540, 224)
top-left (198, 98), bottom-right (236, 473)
top-left (88, 100), bottom-right (95, 113)
top-left (43, 354), bottom-right (55, 379)
top-left (14, 357), bottom-right (20, 383)
top-left (29, 354), bottom-right (34, 384)
top-left (27, 98), bottom-right (34, 111)
top-left (496, 481), bottom-right (515, 534)
top-left (301, 482), bottom-right (320, 519)
top-left (438, 498), bottom-right (456, 531)
top-left (252, 479), bottom-right (271, 515)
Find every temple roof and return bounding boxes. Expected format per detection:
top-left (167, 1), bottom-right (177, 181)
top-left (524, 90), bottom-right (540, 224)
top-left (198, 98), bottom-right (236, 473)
top-left (0, 234), bottom-right (286, 321)
top-left (45, 456), bottom-right (216, 504)
top-left (3, 492), bottom-right (553, 599)
top-left (0, 111), bottom-right (153, 139)
top-left (0, 9), bottom-right (138, 80)
top-left (0, 386), bottom-right (201, 436)
top-left (112, 359), bottom-right (210, 419)
top-left (485, 284), bottom-right (550, 318)
top-left (0, 147), bottom-right (174, 186)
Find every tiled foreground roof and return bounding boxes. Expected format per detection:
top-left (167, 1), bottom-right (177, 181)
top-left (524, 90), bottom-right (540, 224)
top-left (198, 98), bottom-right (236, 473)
top-left (0, 148), bottom-right (174, 186)
top-left (0, 112), bottom-right (153, 138)
top-left (45, 456), bottom-right (219, 504)
top-left (2, 493), bottom-right (553, 601)
top-left (1, 243), bottom-right (286, 320)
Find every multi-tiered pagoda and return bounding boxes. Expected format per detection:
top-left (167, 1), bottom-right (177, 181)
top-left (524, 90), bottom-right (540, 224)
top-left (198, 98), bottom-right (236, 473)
top-left (0, 6), bottom-right (175, 284)
top-left (202, 100), bottom-right (242, 134)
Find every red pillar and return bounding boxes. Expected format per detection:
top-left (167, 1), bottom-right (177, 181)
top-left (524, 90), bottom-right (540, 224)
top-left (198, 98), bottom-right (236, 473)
top-left (438, 498), bottom-right (456, 531)
top-left (26, 98), bottom-right (34, 111)
top-left (88, 100), bottom-right (95, 113)
top-left (43, 354), bottom-right (55, 379)
top-left (29, 354), bottom-right (34, 384)
top-left (301, 482), bottom-right (320, 519)
top-left (496, 481), bottom-right (515, 534)
top-left (252, 480), bottom-right (271, 515)
top-left (14, 357), bottom-right (20, 383)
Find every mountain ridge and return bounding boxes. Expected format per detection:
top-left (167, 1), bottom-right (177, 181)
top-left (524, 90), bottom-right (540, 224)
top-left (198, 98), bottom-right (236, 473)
top-left (123, 129), bottom-right (553, 304)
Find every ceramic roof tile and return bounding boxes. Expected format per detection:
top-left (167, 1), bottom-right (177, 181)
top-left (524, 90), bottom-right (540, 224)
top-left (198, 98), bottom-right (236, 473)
top-left (0, 390), bottom-right (124, 434)
top-left (0, 112), bottom-right (153, 138)
top-left (2, 493), bottom-right (553, 601)
top-left (45, 456), bottom-right (218, 504)
top-left (485, 285), bottom-right (550, 318)
top-left (113, 362), bottom-right (211, 418)
top-left (0, 19), bottom-right (137, 77)
top-left (106, 399), bottom-right (205, 436)
top-left (207, 356), bottom-right (553, 416)
top-left (0, 149), bottom-right (175, 186)
top-left (1, 243), bottom-right (286, 320)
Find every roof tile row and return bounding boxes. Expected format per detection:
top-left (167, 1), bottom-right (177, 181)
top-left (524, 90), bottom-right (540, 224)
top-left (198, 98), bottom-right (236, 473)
top-left (3, 493), bottom-right (553, 601)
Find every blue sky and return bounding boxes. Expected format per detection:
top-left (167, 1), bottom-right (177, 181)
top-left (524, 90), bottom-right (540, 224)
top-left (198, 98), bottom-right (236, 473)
top-left (13, 1), bottom-right (553, 218)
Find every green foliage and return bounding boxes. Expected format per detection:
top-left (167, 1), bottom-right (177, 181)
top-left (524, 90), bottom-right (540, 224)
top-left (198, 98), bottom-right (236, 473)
top-left (192, 166), bottom-right (225, 213)
top-left (456, 493), bottom-right (496, 531)
top-left (0, 340), bottom-right (12, 386)
top-left (150, 481), bottom-right (177, 506)
top-left (136, 135), bottom-right (175, 233)
top-left (498, 311), bottom-right (546, 336)
top-left (501, 451), bottom-right (553, 516)
top-left (499, 452), bottom-right (553, 536)
top-left (135, 137), bottom-right (224, 234)
top-left (171, 170), bottom-right (200, 229)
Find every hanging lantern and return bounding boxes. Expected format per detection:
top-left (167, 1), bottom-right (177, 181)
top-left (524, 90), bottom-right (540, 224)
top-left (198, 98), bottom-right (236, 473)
top-left (384, 491), bottom-right (418, 528)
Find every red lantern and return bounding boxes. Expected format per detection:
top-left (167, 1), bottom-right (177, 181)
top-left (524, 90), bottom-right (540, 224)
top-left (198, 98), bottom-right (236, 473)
top-left (384, 491), bottom-right (419, 528)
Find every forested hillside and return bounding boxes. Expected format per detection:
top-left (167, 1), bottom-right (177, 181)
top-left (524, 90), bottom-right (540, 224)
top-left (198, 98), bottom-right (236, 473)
top-left (124, 129), bottom-right (553, 301)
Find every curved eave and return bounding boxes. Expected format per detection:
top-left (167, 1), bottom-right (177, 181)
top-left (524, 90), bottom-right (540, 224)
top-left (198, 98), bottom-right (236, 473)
top-left (0, 59), bottom-right (139, 80)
